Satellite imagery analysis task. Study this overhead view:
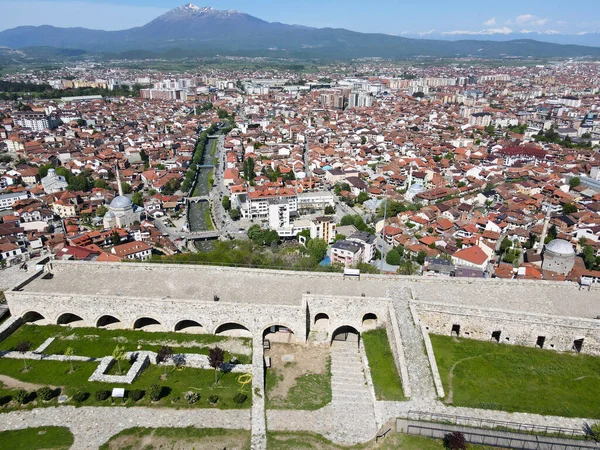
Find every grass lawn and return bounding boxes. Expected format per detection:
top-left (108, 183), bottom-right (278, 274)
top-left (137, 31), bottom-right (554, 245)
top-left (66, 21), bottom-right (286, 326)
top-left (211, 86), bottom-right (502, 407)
top-left (0, 357), bottom-right (251, 411)
top-left (266, 359), bottom-right (332, 410)
top-left (430, 334), bottom-right (600, 418)
top-left (204, 205), bottom-right (215, 231)
top-left (0, 324), bottom-right (251, 364)
top-left (0, 427), bottom-right (73, 450)
top-left (100, 427), bottom-right (250, 450)
top-left (362, 328), bottom-right (405, 401)
top-left (266, 431), bottom-right (502, 450)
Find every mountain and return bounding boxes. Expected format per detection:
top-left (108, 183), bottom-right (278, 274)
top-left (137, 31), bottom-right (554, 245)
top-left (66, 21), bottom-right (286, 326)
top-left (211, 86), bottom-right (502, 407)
top-left (1, 4), bottom-right (599, 59)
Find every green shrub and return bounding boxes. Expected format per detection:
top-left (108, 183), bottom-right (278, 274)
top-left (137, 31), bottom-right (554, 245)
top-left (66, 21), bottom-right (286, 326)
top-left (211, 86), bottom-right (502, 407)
top-left (233, 393), bottom-right (247, 404)
top-left (129, 389), bottom-right (144, 401)
top-left (95, 390), bottom-right (111, 401)
top-left (15, 389), bottom-right (28, 404)
top-left (148, 384), bottom-right (162, 402)
top-left (37, 386), bottom-right (54, 401)
top-left (72, 391), bottom-right (89, 403)
top-left (185, 392), bottom-right (200, 404)
top-left (208, 394), bottom-right (219, 404)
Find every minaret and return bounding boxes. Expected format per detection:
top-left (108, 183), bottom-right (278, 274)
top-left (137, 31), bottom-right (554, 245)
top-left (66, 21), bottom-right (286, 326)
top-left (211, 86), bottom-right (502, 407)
top-left (536, 205), bottom-right (551, 255)
top-left (116, 163), bottom-right (124, 197)
top-left (407, 165), bottom-right (414, 188)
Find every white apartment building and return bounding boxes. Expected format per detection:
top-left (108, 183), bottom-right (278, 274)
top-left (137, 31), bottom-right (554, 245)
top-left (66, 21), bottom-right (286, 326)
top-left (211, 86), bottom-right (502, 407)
top-left (310, 216), bottom-right (336, 244)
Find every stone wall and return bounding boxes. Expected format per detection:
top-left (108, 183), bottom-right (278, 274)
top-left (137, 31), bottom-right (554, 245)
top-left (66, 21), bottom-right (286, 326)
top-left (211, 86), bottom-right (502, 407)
top-left (414, 301), bottom-right (600, 355)
top-left (0, 316), bottom-right (22, 343)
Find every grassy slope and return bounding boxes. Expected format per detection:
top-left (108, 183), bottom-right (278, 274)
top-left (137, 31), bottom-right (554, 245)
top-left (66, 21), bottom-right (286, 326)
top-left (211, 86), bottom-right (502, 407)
top-left (266, 358), bottom-right (332, 410)
top-left (0, 427), bottom-right (73, 450)
top-left (0, 324), bottom-right (251, 363)
top-left (100, 427), bottom-right (251, 450)
top-left (267, 431), bottom-right (501, 450)
top-left (362, 328), bottom-right (405, 401)
top-left (431, 334), bottom-right (600, 418)
top-left (0, 358), bottom-right (251, 410)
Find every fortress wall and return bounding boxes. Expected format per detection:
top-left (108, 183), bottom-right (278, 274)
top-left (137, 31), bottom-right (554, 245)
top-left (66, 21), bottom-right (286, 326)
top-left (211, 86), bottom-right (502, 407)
top-left (414, 301), bottom-right (600, 355)
top-left (5, 290), bottom-right (308, 341)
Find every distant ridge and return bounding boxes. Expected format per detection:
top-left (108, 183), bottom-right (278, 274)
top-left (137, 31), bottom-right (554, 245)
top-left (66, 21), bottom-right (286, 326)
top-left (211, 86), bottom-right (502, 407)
top-left (1, 4), bottom-right (599, 59)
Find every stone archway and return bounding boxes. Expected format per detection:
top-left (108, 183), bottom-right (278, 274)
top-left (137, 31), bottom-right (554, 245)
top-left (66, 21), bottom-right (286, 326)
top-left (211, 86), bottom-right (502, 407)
top-left (174, 320), bottom-right (204, 334)
top-left (263, 324), bottom-right (296, 344)
top-left (361, 313), bottom-right (378, 331)
top-left (331, 325), bottom-right (360, 347)
top-left (214, 322), bottom-right (252, 337)
top-left (96, 315), bottom-right (122, 329)
top-left (133, 317), bottom-right (163, 331)
top-left (22, 311), bottom-right (46, 324)
top-left (57, 313), bottom-right (85, 326)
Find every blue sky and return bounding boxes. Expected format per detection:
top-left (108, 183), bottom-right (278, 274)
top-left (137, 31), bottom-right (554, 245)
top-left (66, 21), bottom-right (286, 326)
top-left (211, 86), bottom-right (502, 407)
top-left (1, 0), bottom-right (599, 35)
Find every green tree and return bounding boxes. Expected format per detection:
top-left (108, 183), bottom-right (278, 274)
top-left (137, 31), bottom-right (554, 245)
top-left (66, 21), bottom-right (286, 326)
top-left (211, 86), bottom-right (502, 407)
top-left (132, 192), bottom-right (144, 207)
top-left (94, 179), bottom-right (109, 189)
top-left (500, 238), bottom-right (512, 253)
top-left (156, 345), bottom-right (173, 377)
top-left (121, 182), bottom-right (132, 194)
top-left (386, 249), bottom-right (402, 265)
top-left (569, 177), bottom-right (581, 188)
top-left (324, 205), bottom-right (335, 215)
top-left (229, 209), bottom-right (241, 220)
top-left (360, 135), bottom-right (367, 145)
top-left (112, 345), bottom-right (127, 374)
top-left (96, 205), bottom-right (108, 217)
top-left (415, 250), bottom-right (427, 265)
top-left (221, 195), bottom-right (231, 210)
top-left (306, 238), bottom-right (328, 262)
top-left (112, 231), bottom-right (121, 245)
top-left (217, 108), bottom-right (229, 119)
top-left (562, 203), bottom-right (577, 214)
top-left (356, 191), bottom-right (370, 204)
top-left (397, 260), bottom-right (418, 275)
top-left (243, 157), bottom-right (255, 181)
top-left (65, 347), bottom-right (75, 373)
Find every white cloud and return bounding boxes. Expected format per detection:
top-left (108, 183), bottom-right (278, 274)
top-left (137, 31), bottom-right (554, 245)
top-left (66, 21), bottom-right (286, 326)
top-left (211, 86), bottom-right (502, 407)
top-left (483, 18), bottom-right (496, 26)
top-left (441, 27), bottom-right (513, 36)
top-left (418, 29), bottom-right (436, 36)
top-left (515, 14), bottom-right (548, 26)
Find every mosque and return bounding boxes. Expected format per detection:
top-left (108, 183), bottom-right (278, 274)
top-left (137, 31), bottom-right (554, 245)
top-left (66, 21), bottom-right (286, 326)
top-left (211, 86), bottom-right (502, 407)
top-left (103, 166), bottom-right (140, 229)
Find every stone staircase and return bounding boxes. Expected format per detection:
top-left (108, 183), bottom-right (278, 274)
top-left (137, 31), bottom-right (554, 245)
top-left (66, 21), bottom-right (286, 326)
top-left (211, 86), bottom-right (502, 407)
top-left (393, 299), bottom-right (437, 401)
top-left (328, 342), bottom-right (377, 444)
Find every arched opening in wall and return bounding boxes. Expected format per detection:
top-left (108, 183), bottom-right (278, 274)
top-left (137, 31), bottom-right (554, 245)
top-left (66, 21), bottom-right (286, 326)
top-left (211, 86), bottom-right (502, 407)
top-left (96, 315), bottom-right (122, 329)
top-left (174, 320), bottom-right (204, 334)
top-left (57, 313), bottom-right (85, 326)
top-left (451, 324), bottom-right (460, 337)
top-left (362, 313), bottom-right (378, 331)
top-left (573, 338), bottom-right (584, 353)
top-left (331, 325), bottom-right (360, 347)
top-left (133, 317), bottom-right (162, 331)
top-left (263, 325), bottom-right (296, 344)
top-left (313, 313), bottom-right (330, 330)
top-left (214, 322), bottom-right (252, 338)
top-left (491, 330), bottom-right (501, 343)
top-left (22, 311), bottom-right (45, 324)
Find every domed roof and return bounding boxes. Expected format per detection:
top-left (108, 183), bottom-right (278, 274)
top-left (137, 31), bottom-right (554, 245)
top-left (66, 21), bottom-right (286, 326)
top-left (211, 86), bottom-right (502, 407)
top-left (545, 239), bottom-right (575, 256)
top-left (110, 195), bottom-right (133, 209)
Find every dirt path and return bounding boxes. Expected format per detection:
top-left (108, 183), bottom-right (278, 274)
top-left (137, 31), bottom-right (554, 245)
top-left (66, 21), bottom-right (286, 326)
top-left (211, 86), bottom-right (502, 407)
top-left (445, 352), bottom-right (497, 404)
top-left (266, 343), bottom-right (328, 400)
top-left (0, 374), bottom-right (56, 391)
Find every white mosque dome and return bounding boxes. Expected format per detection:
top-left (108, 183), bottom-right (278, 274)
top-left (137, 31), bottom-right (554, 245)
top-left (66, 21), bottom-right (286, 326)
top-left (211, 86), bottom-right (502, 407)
top-left (110, 195), bottom-right (133, 209)
top-left (545, 239), bottom-right (575, 256)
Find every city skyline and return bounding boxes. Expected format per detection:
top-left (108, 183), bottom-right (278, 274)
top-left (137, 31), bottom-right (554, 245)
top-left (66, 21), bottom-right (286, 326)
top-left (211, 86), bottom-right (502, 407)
top-left (1, 0), bottom-right (600, 39)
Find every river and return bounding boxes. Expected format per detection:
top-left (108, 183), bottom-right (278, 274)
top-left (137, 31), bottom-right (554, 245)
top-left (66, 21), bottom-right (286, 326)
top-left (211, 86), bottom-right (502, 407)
top-left (187, 136), bottom-right (218, 251)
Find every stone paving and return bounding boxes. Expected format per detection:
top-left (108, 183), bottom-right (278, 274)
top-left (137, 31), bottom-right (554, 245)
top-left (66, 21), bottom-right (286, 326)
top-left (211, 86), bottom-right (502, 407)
top-left (0, 406), bottom-right (250, 449)
top-left (390, 293), bottom-right (437, 401)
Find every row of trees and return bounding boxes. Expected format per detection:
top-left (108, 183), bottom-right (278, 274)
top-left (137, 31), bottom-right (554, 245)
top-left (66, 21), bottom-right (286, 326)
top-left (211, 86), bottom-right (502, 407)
top-left (181, 125), bottom-right (217, 192)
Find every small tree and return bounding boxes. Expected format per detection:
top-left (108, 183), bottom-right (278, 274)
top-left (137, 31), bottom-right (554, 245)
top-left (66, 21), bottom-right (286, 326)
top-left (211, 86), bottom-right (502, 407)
top-left (112, 344), bottom-right (127, 374)
top-left (208, 347), bottom-right (225, 384)
top-left (156, 345), bottom-right (173, 377)
top-left (15, 341), bottom-right (31, 371)
top-left (443, 431), bottom-right (467, 450)
top-left (65, 347), bottom-right (75, 373)
top-left (569, 177), bottom-right (581, 188)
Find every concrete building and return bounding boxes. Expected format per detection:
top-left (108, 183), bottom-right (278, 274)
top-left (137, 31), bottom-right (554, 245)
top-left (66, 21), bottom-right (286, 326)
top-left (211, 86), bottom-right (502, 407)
top-left (41, 169), bottom-right (68, 194)
top-left (310, 216), bottom-right (336, 244)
